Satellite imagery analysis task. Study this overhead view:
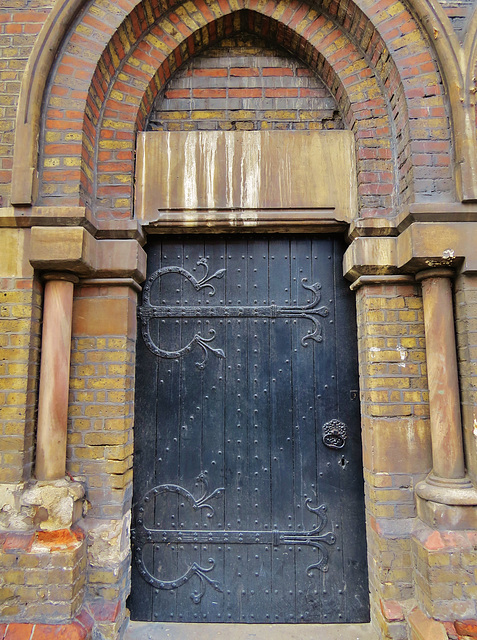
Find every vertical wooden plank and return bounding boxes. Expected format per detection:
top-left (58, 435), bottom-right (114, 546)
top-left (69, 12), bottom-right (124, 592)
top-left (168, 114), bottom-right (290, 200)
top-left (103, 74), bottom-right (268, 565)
top-left (199, 236), bottom-right (227, 622)
top-left (177, 239), bottom-right (207, 621)
top-left (223, 237), bottom-right (247, 622)
top-left (290, 237), bottom-right (322, 623)
top-left (269, 236), bottom-right (295, 623)
top-left (310, 235), bottom-right (342, 623)
top-left (245, 237), bottom-right (272, 623)
top-left (152, 239), bottom-right (183, 622)
top-left (129, 240), bottom-right (161, 621)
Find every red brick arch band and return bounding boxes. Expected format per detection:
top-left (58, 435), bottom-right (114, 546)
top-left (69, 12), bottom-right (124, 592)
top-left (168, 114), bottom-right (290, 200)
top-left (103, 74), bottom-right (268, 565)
top-left (38, 0), bottom-right (451, 219)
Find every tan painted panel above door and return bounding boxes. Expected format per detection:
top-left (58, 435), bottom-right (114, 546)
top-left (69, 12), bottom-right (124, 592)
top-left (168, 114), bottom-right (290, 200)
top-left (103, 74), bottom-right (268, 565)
top-left (135, 131), bottom-right (357, 225)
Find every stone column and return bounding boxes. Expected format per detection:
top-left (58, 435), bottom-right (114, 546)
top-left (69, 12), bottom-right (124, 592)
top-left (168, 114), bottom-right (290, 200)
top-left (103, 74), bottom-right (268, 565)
top-left (415, 268), bottom-right (477, 521)
top-left (35, 273), bottom-right (78, 481)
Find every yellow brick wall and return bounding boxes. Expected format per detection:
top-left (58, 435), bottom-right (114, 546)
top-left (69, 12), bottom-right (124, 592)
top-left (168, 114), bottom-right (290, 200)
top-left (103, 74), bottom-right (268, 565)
top-left (0, 528), bottom-right (86, 623)
top-left (455, 273), bottom-right (477, 485)
top-left (355, 282), bottom-right (431, 635)
top-left (0, 229), bottom-right (41, 482)
top-left (67, 283), bottom-right (137, 634)
top-left (412, 527), bottom-right (477, 619)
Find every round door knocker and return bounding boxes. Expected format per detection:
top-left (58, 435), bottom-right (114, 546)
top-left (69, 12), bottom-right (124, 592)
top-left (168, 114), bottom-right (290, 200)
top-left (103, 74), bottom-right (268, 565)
top-left (322, 419), bottom-right (347, 449)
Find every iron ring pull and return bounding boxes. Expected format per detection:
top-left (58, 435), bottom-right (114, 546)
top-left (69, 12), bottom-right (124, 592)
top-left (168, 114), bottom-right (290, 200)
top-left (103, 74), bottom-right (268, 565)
top-left (322, 419), bottom-right (348, 449)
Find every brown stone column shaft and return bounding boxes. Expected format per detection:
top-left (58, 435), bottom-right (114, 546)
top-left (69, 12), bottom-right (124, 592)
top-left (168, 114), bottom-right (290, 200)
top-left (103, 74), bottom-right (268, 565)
top-left (35, 274), bottom-right (78, 481)
top-left (417, 269), bottom-right (465, 480)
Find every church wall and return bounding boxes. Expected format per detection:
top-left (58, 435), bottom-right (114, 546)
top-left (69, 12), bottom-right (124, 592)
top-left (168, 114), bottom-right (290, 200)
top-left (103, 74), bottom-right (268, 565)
top-left (0, 1), bottom-right (477, 638)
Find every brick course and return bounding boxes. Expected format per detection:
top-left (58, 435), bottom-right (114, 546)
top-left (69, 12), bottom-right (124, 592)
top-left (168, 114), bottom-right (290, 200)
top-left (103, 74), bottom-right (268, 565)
top-left (147, 35), bottom-right (344, 132)
top-left (0, 528), bottom-right (86, 623)
top-left (355, 282), bottom-right (432, 636)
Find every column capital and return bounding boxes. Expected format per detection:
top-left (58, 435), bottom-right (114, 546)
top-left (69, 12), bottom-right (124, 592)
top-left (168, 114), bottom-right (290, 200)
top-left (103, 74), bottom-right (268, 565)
top-left (415, 268), bottom-right (455, 282)
top-left (42, 272), bottom-right (80, 284)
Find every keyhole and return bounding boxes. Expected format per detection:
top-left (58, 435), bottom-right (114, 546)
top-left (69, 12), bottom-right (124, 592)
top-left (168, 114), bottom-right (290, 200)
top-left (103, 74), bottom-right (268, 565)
top-left (339, 455), bottom-right (348, 468)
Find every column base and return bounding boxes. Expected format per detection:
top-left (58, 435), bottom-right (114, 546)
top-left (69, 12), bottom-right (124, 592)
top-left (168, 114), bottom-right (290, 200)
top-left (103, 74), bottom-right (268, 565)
top-left (416, 473), bottom-right (477, 505)
top-left (416, 474), bottom-right (477, 529)
top-left (0, 477), bottom-right (85, 532)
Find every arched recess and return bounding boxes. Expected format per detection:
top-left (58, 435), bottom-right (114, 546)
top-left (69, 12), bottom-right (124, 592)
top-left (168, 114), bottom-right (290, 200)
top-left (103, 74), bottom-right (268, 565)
top-left (79, 6), bottom-right (396, 219)
top-left (13, 0), bottom-right (455, 214)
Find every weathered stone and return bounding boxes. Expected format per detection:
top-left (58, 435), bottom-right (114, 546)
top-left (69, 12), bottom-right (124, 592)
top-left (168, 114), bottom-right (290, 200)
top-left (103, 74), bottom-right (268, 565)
top-left (408, 608), bottom-right (448, 640)
top-left (0, 479), bottom-right (85, 532)
top-left (83, 514), bottom-right (130, 568)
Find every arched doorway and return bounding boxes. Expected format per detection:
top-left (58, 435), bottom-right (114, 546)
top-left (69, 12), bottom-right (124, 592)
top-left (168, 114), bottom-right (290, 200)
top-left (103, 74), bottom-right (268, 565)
top-left (129, 34), bottom-right (368, 624)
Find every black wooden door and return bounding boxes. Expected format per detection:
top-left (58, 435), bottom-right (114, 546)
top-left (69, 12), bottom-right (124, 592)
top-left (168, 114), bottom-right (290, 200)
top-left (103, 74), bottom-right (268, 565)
top-left (130, 235), bottom-right (368, 623)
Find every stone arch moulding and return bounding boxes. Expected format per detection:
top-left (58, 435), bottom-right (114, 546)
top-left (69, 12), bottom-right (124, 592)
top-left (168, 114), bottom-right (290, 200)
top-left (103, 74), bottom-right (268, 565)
top-left (11, 0), bottom-right (464, 213)
top-left (36, 0), bottom-right (451, 217)
top-left (409, 0), bottom-right (477, 201)
top-left (10, 0), bottom-right (86, 205)
top-left (465, 2), bottom-right (477, 197)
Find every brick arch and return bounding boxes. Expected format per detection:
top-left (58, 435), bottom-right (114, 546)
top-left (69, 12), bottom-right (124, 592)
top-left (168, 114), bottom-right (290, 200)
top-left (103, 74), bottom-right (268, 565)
top-left (88, 7), bottom-right (395, 219)
top-left (37, 0), bottom-right (451, 219)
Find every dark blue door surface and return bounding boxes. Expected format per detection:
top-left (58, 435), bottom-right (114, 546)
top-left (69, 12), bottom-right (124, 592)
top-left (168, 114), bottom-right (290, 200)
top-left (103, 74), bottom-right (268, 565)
top-left (130, 235), bottom-right (368, 623)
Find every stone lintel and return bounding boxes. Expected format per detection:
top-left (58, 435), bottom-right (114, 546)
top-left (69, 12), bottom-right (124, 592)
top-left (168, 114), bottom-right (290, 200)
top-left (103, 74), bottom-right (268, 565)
top-left (29, 226), bottom-right (146, 283)
top-left (344, 221), bottom-right (477, 281)
top-left (144, 209), bottom-right (347, 234)
top-left (136, 131), bottom-right (357, 223)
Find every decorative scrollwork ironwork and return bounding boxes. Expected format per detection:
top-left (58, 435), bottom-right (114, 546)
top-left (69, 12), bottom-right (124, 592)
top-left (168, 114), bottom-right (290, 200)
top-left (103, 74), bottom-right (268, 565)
top-left (139, 260), bottom-right (329, 368)
top-left (132, 475), bottom-right (336, 602)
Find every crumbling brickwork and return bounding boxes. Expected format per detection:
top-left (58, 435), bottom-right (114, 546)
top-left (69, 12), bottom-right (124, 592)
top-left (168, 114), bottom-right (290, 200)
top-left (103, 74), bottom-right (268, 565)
top-left (0, 528), bottom-right (86, 623)
top-left (412, 527), bottom-right (477, 620)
